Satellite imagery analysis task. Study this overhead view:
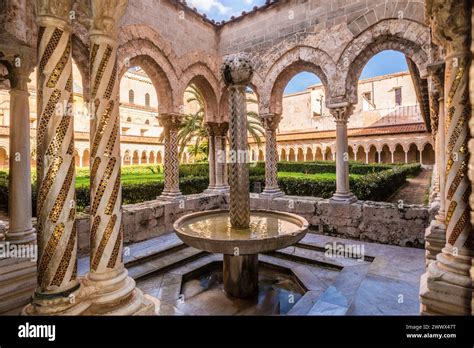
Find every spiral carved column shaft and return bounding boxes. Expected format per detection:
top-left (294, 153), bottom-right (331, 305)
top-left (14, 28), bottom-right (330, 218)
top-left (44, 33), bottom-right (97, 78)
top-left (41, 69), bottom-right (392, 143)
top-left (421, 0), bottom-right (473, 315)
top-left (35, 7), bottom-right (79, 297)
top-left (260, 113), bottom-right (284, 198)
top-left (159, 114), bottom-right (183, 200)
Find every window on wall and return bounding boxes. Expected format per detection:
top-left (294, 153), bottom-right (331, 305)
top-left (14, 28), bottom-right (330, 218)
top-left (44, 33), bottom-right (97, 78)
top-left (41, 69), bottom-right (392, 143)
top-left (394, 87), bottom-right (402, 106)
top-left (129, 89), bottom-right (135, 104)
top-left (145, 120), bottom-right (150, 125)
top-left (145, 93), bottom-right (150, 107)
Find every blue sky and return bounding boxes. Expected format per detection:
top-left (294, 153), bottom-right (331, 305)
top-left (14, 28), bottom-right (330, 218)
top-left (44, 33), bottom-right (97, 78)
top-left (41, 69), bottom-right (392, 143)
top-left (284, 51), bottom-right (409, 95)
top-left (187, 0), bottom-right (266, 21)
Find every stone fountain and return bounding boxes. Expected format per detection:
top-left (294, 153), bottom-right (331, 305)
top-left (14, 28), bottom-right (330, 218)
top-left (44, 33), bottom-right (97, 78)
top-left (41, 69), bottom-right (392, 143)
top-left (174, 54), bottom-right (308, 298)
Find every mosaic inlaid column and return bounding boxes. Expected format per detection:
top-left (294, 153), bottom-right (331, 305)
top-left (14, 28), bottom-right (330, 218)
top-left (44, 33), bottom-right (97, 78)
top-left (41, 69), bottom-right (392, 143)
top-left (469, 0), bottom-right (474, 316)
top-left (260, 113), bottom-right (284, 198)
top-left (25, 0), bottom-right (82, 315)
top-left (221, 53), bottom-right (253, 229)
top-left (425, 64), bottom-right (447, 264)
top-left (85, 0), bottom-right (153, 315)
top-left (329, 103), bottom-right (357, 204)
top-left (158, 113), bottom-right (183, 200)
top-left (421, 0), bottom-right (473, 315)
top-left (6, 61), bottom-right (35, 244)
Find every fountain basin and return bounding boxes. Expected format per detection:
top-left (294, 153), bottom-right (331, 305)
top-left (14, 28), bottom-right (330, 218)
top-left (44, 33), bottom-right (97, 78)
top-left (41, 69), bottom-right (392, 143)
top-left (173, 210), bottom-right (308, 298)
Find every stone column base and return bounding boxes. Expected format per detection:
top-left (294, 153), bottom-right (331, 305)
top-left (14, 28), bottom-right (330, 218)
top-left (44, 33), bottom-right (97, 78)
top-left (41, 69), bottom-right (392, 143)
top-left (6, 228), bottom-right (36, 245)
top-left (205, 185), bottom-right (230, 194)
top-left (330, 192), bottom-right (357, 204)
top-left (158, 191), bottom-right (184, 202)
top-left (260, 188), bottom-right (284, 198)
top-left (424, 221), bottom-right (446, 265)
top-left (420, 257), bottom-right (473, 315)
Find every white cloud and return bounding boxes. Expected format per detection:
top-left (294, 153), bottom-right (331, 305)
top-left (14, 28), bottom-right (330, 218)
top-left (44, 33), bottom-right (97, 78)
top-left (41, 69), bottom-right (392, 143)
top-left (187, 0), bottom-right (232, 15)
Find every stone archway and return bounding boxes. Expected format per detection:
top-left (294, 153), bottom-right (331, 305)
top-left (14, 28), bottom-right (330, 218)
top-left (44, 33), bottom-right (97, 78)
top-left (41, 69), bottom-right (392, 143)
top-left (422, 143), bottom-right (435, 165)
top-left (356, 146), bottom-right (366, 163)
top-left (297, 148), bottom-right (304, 162)
top-left (315, 147), bottom-right (323, 161)
top-left (368, 145), bottom-right (378, 163)
top-left (380, 145), bottom-right (392, 163)
top-left (289, 148), bottom-right (296, 162)
top-left (407, 143), bottom-right (419, 163)
top-left (393, 144), bottom-right (405, 163)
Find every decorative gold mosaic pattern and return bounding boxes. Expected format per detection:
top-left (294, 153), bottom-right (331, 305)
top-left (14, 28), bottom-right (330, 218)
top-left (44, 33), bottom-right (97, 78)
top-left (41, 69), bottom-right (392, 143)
top-left (90, 157), bottom-right (101, 186)
top-left (107, 227), bottom-right (122, 269)
top-left (37, 156), bottom-right (63, 214)
top-left (447, 160), bottom-right (467, 200)
top-left (49, 160), bottom-right (75, 223)
top-left (47, 40), bottom-right (71, 88)
top-left (65, 73), bottom-right (73, 93)
top-left (445, 201), bottom-right (457, 225)
top-left (91, 45), bottom-right (112, 98)
top-left (37, 223), bottom-right (65, 286)
top-left (448, 209), bottom-right (469, 245)
top-left (104, 122), bottom-right (119, 157)
top-left (46, 114), bottom-right (71, 156)
top-left (50, 223), bottom-right (76, 287)
top-left (90, 216), bottom-right (101, 261)
top-left (103, 61), bottom-right (117, 100)
top-left (39, 28), bottom-right (63, 73)
top-left (105, 176), bottom-right (120, 215)
top-left (91, 214), bottom-right (117, 272)
top-left (91, 100), bottom-right (114, 158)
top-left (90, 157), bottom-right (116, 215)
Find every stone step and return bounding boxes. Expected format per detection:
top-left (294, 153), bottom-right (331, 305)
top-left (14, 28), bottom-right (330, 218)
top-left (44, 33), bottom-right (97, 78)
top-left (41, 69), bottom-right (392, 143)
top-left (78, 233), bottom-right (185, 276)
top-left (129, 246), bottom-right (206, 280)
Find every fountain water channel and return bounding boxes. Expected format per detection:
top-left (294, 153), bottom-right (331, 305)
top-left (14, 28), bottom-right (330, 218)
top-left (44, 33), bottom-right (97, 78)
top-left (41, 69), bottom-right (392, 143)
top-left (174, 54), bottom-right (308, 298)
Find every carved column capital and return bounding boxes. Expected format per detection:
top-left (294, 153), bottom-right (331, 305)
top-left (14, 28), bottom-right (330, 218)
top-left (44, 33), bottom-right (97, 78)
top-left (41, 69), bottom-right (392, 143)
top-left (36, 0), bottom-right (74, 28)
top-left (260, 113), bottom-right (281, 131)
top-left (426, 0), bottom-right (471, 55)
top-left (90, 0), bottom-right (128, 39)
top-left (221, 53), bottom-right (254, 87)
top-left (328, 103), bottom-right (354, 124)
top-left (158, 113), bottom-right (183, 130)
top-left (0, 48), bottom-right (36, 91)
top-left (206, 122), bottom-right (229, 137)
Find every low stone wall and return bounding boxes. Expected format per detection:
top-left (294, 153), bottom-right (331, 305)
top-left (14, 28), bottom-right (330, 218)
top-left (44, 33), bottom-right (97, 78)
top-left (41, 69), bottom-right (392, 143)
top-left (251, 194), bottom-right (433, 247)
top-left (76, 192), bottom-right (433, 255)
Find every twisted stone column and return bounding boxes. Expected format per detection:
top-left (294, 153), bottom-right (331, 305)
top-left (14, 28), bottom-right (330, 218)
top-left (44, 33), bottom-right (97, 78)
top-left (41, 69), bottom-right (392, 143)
top-left (260, 113), bottom-right (284, 198)
top-left (84, 0), bottom-right (153, 315)
top-left (158, 113), bottom-right (183, 200)
top-left (470, 0), bottom-right (474, 316)
top-left (25, 0), bottom-right (83, 315)
top-left (329, 103), bottom-right (357, 204)
top-left (221, 54), bottom-right (253, 229)
top-left (6, 60), bottom-right (35, 244)
top-left (425, 64), bottom-right (446, 264)
top-left (421, 0), bottom-right (473, 315)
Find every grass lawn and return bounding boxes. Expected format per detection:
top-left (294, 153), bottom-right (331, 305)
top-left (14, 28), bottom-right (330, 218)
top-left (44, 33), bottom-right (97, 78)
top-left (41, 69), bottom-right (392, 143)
top-left (75, 173), bottom-right (165, 188)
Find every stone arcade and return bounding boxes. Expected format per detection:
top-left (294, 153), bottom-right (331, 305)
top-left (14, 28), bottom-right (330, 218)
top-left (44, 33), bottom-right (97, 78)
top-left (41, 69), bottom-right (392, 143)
top-left (0, 0), bottom-right (472, 316)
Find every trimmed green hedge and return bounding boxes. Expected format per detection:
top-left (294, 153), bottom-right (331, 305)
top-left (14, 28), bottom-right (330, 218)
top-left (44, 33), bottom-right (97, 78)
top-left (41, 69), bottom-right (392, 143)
top-left (0, 162), bottom-right (421, 214)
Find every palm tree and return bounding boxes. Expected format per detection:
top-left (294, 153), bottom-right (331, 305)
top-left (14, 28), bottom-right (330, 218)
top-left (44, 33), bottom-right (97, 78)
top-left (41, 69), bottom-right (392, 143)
top-left (161, 84), bottom-right (264, 161)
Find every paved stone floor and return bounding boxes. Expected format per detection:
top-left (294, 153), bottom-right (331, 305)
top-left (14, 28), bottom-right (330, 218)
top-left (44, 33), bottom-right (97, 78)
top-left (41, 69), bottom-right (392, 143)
top-left (389, 169), bottom-right (432, 205)
top-left (78, 232), bottom-right (425, 316)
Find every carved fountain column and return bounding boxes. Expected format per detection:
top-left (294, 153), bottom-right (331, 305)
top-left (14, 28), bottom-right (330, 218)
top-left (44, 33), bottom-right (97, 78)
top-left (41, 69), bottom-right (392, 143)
top-left (329, 103), bottom-right (357, 204)
top-left (84, 0), bottom-right (154, 315)
top-left (260, 113), bottom-right (284, 198)
top-left (158, 113), bottom-right (183, 200)
top-left (421, 0), bottom-right (473, 315)
top-left (24, 0), bottom-right (85, 315)
top-left (221, 53), bottom-right (256, 297)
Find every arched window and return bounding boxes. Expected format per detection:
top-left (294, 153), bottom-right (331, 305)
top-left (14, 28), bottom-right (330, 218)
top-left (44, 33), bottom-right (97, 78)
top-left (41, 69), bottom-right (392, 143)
top-left (129, 89), bottom-right (135, 104)
top-left (145, 93), bottom-right (150, 107)
top-left (126, 117), bottom-right (132, 123)
top-left (145, 120), bottom-right (150, 125)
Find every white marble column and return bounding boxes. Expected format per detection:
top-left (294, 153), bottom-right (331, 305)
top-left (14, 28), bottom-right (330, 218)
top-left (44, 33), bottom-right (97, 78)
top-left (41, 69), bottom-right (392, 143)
top-left (421, 0), bottom-right (473, 315)
top-left (260, 113), bottom-right (284, 198)
top-left (206, 123), bottom-right (216, 191)
top-left (25, 0), bottom-right (83, 315)
top-left (84, 0), bottom-right (154, 315)
top-left (329, 103), bottom-right (356, 204)
top-left (158, 113), bottom-right (183, 201)
top-left (206, 122), bottom-right (229, 193)
top-left (6, 63), bottom-right (35, 244)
